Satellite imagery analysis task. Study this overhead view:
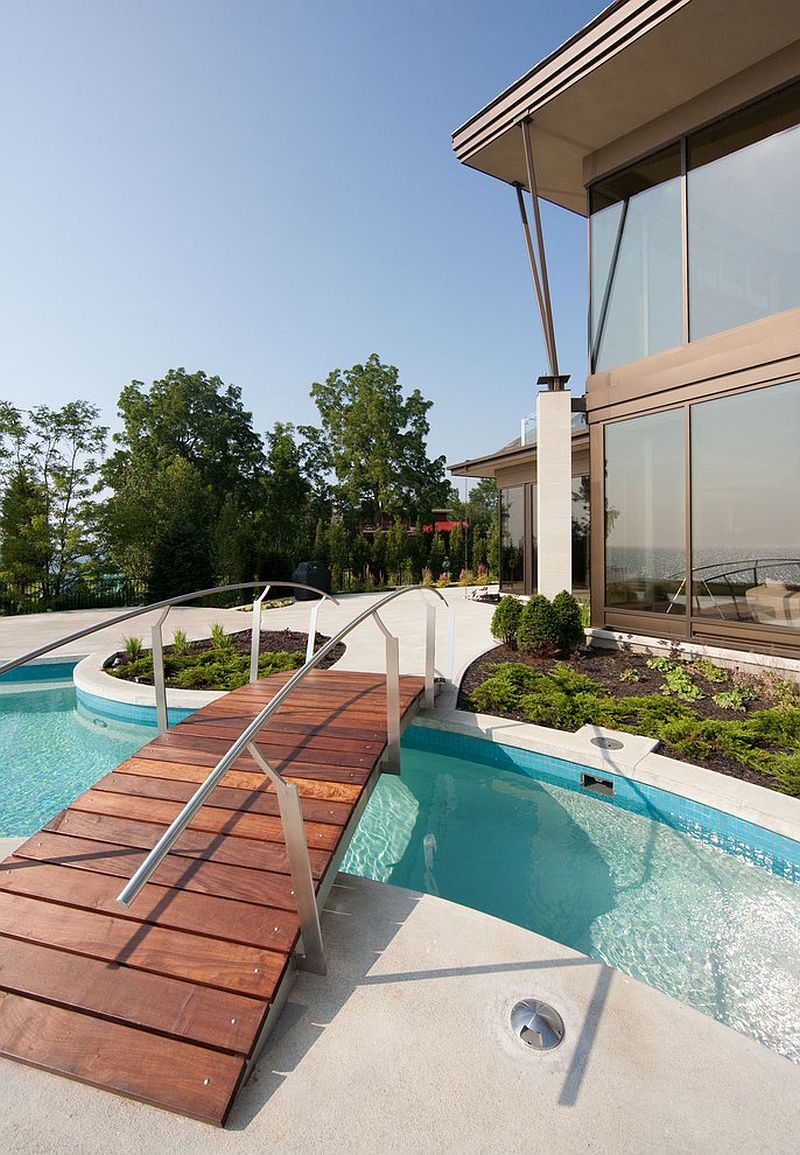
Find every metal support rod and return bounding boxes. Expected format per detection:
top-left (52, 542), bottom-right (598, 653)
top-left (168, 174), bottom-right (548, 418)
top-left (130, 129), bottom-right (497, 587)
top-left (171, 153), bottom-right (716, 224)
top-left (424, 603), bottom-right (436, 709)
top-left (250, 585), bottom-right (271, 683)
top-left (305, 599), bottom-right (322, 664)
top-left (151, 607), bottom-right (170, 735)
top-left (521, 117), bottom-right (559, 377)
top-left (247, 742), bottom-right (326, 975)
top-left (592, 196), bottom-right (629, 371)
top-left (446, 608), bottom-right (456, 684)
top-left (372, 610), bottom-right (401, 774)
top-left (514, 182), bottom-right (555, 375)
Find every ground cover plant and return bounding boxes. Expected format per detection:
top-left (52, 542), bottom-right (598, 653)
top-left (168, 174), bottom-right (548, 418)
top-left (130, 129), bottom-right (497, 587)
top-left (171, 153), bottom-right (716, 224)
top-left (464, 595), bottom-right (800, 795)
top-left (107, 625), bottom-right (345, 692)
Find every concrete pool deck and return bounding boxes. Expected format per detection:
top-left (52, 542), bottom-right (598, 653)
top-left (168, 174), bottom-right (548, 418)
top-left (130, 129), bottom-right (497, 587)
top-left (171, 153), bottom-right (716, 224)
top-left (0, 857), bottom-right (796, 1154)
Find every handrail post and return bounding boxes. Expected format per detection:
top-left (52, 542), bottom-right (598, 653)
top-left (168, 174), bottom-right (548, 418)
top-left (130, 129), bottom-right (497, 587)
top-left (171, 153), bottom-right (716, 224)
top-left (424, 603), bottom-right (436, 708)
top-left (306, 598), bottom-right (322, 664)
top-left (250, 584), bottom-right (271, 684)
top-left (247, 742), bottom-right (326, 975)
top-left (151, 608), bottom-right (170, 734)
top-left (445, 606), bottom-right (456, 683)
top-left (384, 632), bottom-right (401, 775)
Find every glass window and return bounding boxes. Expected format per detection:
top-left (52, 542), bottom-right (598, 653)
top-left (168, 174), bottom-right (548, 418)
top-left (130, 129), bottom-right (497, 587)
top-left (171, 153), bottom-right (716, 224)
top-left (691, 380), bottom-right (800, 629)
top-left (500, 485), bottom-right (525, 592)
top-left (571, 476), bottom-right (590, 593)
top-left (604, 409), bottom-right (684, 612)
top-left (688, 82), bottom-right (800, 340)
top-left (590, 145), bottom-right (682, 371)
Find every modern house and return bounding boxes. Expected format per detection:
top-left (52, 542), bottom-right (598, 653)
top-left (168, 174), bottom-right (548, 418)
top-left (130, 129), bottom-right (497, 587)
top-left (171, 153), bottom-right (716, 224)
top-left (452, 0), bottom-right (800, 658)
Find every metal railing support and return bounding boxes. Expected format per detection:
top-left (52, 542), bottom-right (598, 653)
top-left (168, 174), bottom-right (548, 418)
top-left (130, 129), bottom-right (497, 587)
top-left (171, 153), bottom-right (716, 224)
top-left (372, 610), bottom-right (401, 774)
top-left (151, 607), bottom-right (170, 735)
top-left (250, 585), bottom-right (271, 683)
top-left (247, 742), bottom-right (326, 975)
top-left (424, 603), bottom-right (436, 709)
top-left (305, 598), bottom-right (323, 664)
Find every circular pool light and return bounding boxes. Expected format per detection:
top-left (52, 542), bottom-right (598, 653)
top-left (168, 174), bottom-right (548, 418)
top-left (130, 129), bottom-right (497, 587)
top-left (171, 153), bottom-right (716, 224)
top-left (590, 735), bottom-right (624, 750)
top-left (510, 999), bottom-right (565, 1051)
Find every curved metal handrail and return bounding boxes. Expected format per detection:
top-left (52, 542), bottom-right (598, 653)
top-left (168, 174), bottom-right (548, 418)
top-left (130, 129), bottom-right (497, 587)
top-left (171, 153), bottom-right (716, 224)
top-left (0, 580), bottom-right (339, 680)
top-left (114, 584), bottom-right (453, 974)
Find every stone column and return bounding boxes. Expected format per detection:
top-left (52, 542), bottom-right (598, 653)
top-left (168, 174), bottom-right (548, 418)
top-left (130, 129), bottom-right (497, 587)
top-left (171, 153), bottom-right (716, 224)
top-left (536, 389), bottom-right (572, 598)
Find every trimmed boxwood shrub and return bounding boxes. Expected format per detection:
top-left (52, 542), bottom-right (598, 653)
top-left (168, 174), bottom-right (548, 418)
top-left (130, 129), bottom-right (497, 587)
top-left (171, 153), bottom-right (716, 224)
top-left (490, 595), bottom-right (522, 647)
top-left (551, 589), bottom-right (585, 650)
top-left (516, 594), bottom-right (560, 655)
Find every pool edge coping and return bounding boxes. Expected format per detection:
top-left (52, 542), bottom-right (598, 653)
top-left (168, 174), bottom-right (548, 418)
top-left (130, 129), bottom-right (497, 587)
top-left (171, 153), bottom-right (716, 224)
top-left (416, 704), bottom-right (800, 846)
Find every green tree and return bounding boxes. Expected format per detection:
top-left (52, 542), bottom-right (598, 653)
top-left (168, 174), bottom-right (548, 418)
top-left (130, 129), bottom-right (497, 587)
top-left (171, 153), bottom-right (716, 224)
top-left (102, 369), bottom-right (265, 592)
top-left (386, 518), bottom-right (408, 585)
top-left (467, 477), bottom-right (498, 537)
top-left (301, 354), bottom-right (449, 524)
top-left (449, 521), bottom-right (465, 578)
top-left (471, 526), bottom-right (486, 573)
top-left (257, 422), bottom-right (312, 572)
top-left (428, 531), bottom-right (445, 580)
top-left (0, 400), bottom-right (107, 592)
top-left (371, 528), bottom-right (387, 585)
top-left (328, 521), bottom-right (349, 591)
top-left (487, 517), bottom-right (501, 578)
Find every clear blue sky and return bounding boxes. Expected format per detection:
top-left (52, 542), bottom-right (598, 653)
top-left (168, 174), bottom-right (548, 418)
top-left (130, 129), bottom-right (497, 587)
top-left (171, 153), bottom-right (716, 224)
top-left (0, 0), bottom-right (603, 470)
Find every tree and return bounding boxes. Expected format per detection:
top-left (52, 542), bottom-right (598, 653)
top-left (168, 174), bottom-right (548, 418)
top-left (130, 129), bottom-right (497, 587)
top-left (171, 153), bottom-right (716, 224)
top-left (101, 369), bottom-right (265, 593)
top-left (428, 531), bottom-right (445, 580)
top-left (0, 400), bottom-right (107, 592)
top-left (257, 422), bottom-right (312, 571)
top-left (386, 518), bottom-right (408, 585)
top-left (487, 517), bottom-right (501, 578)
top-left (467, 477), bottom-right (498, 537)
top-left (301, 355), bottom-right (449, 525)
top-left (449, 521), bottom-right (465, 578)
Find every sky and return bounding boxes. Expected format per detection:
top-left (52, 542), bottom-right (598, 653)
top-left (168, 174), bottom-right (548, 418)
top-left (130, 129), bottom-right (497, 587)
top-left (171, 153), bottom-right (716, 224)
top-left (0, 0), bottom-right (604, 473)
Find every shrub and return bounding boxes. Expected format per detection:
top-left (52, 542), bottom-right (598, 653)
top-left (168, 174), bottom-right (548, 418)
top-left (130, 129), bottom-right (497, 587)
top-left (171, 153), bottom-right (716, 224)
top-left (171, 628), bottom-right (189, 656)
top-left (551, 590), bottom-right (585, 650)
top-left (646, 655), bottom-right (674, 673)
top-left (421, 567), bottom-right (433, 587)
top-left (690, 657), bottom-right (727, 683)
top-left (516, 595), bottom-right (560, 656)
top-left (490, 596), bottom-right (522, 648)
top-left (436, 572), bottom-right (450, 588)
top-left (123, 635), bottom-right (143, 660)
top-left (619, 667), bottom-right (642, 682)
top-left (662, 665), bottom-right (703, 702)
top-left (712, 686), bottom-right (755, 712)
top-left (210, 622), bottom-right (234, 651)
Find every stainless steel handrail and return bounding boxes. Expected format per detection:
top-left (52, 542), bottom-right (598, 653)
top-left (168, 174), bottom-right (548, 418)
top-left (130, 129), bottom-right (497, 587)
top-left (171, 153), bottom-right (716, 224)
top-left (0, 580), bottom-right (341, 733)
top-left (114, 584), bottom-right (453, 975)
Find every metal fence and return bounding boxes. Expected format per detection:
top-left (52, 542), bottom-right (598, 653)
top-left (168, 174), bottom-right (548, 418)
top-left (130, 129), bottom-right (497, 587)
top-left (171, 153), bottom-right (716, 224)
top-left (0, 576), bottom-right (149, 615)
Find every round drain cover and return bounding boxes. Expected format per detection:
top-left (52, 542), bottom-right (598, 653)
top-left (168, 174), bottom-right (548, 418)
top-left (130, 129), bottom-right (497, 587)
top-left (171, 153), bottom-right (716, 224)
top-left (590, 736), bottom-right (624, 750)
top-left (510, 1000), bottom-right (565, 1051)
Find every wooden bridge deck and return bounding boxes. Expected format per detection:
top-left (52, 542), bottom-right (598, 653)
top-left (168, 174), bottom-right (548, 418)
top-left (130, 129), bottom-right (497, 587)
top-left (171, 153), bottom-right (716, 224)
top-left (0, 669), bottom-right (424, 1125)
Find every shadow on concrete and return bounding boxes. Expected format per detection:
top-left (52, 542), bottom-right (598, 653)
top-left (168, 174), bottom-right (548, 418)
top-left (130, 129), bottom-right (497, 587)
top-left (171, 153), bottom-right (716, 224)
top-left (227, 875), bottom-right (614, 1130)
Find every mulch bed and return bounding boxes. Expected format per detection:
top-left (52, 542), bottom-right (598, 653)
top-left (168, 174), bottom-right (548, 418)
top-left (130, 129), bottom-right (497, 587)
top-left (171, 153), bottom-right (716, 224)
top-left (457, 644), bottom-right (779, 790)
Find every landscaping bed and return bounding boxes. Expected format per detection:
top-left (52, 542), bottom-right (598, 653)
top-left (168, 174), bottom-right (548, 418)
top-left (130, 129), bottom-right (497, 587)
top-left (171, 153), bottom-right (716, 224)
top-left (458, 643), bottom-right (800, 795)
top-left (106, 627), bottom-right (346, 692)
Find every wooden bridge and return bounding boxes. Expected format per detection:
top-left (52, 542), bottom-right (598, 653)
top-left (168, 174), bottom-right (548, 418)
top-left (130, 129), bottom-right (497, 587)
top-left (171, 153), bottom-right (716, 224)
top-left (0, 668), bottom-right (425, 1125)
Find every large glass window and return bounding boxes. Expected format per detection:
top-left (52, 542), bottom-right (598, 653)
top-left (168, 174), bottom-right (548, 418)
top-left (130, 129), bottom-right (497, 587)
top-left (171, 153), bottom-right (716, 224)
top-left (691, 380), bottom-right (800, 629)
top-left (688, 82), bottom-right (800, 341)
top-left (500, 485), bottom-right (525, 592)
top-left (604, 409), bottom-right (684, 612)
top-left (572, 476), bottom-right (590, 592)
top-left (590, 146), bottom-right (683, 371)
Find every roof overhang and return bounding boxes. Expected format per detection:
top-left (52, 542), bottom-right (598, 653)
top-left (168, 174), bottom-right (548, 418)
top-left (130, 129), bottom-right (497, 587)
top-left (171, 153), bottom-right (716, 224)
top-left (452, 0), bottom-right (800, 215)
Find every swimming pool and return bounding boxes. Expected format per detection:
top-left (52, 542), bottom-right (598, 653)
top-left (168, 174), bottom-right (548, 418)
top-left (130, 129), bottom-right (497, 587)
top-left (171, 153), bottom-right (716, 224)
top-left (0, 664), bottom-right (153, 836)
top-left (342, 725), bottom-right (800, 1061)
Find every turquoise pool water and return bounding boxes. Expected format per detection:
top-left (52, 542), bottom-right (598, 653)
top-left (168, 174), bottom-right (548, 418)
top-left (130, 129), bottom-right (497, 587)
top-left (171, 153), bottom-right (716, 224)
top-left (0, 668), bottom-right (153, 836)
top-left (342, 733), bottom-right (800, 1061)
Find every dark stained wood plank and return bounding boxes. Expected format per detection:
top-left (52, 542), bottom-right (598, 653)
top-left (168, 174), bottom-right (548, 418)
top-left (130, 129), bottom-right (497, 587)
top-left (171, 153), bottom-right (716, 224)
top-left (68, 791), bottom-right (342, 849)
top-left (0, 858), bottom-right (298, 952)
top-left (14, 831), bottom-right (309, 909)
top-left (0, 892), bottom-right (285, 998)
top-left (41, 810), bottom-right (332, 878)
top-left (0, 990), bottom-right (244, 1125)
top-left (148, 731), bottom-right (378, 769)
top-left (92, 771), bottom-right (353, 827)
top-left (0, 936), bottom-right (265, 1054)
top-left (131, 743), bottom-right (371, 784)
top-left (112, 757), bottom-right (363, 803)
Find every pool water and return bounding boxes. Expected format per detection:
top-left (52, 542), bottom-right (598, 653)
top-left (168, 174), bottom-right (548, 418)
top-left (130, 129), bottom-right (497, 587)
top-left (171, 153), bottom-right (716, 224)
top-left (0, 679), bottom-right (152, 836)
top-left (341, 740), bottom-right (800, 1061)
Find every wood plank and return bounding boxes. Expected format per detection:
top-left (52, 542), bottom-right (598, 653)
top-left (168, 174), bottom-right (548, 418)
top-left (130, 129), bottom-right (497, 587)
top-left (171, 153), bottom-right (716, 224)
top-left (41, 810), bottom-right (332, 878)
top-left (0, 891), bottom-right (285, 998)
top-left (92, 771), bottom-right (353, 827)
top-left (0, 990), bottom-right (244, 1125)
top-left (0, 936), bottom-right (265, 1054)
top-left (175, 718), bottom-right (385, 757)
top-left (148, 731), bottom-right (378, 769)
top-left (14, 831), bottom-right (308, 909)
top-left (113, 757), bottom-right (362, 803)
top-left (69, 790), bottom-right (342, 850)
top-left (131, 744), bottom-right (370, 784)
top-left (0, 857), bottom-right (298, 952)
